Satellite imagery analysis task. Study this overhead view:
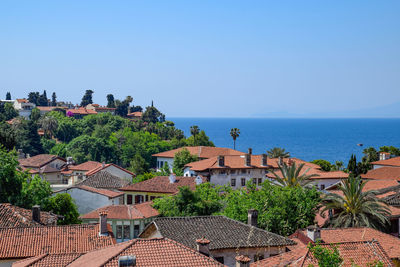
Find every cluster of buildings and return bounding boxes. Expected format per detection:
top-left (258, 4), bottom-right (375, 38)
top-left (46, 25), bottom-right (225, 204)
top-left (2, 146), bottom-right (400, 266)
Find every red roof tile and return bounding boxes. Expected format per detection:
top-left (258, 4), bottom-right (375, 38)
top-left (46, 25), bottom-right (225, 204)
top-left (75, 185), bottom-right (124, 198)
top-left (80, 202), bottom-right (159, 220)
top-left (68, 161), bottom-right (103, 171)
top-left (68, 238), bottom-right (225, 267)
top-left (119, 176), bottom-right (205, 194)
top-left (372, 157), bottom-right (400, 167)
top-left (0, 224), bottom-right (115, 259)
top-left (66, 107), bottom-right (97, 115)
top-left (127, 111), bottom-right (142, 117)
top-left (362, 167), bottom-right (400, 180)
top-left (13, 253), bottom-right (83, 267)
top-left (19, 154), bottom-right (66, 168)
top-left (153, 146), bottom-right (245, 159)
top-left (85, 163), bottom-right (134, 176)
top-left (0, 203), bottom-right (58, 228)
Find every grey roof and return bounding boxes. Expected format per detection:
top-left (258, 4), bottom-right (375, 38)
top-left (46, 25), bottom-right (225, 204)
top-left (76, 170), bottom-right (130, 189)
top-left (141, 216), bottom-right (295, 250)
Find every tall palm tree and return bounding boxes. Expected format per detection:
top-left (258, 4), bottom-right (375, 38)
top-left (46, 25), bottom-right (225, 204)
top-left (40, 116), bottom-right (58, 138)
top-left (190, 125), bottom-right (200, 146)
top-left (267, 147), bottom-right (290, 158)
top-left (321, 175), bottom-right (390, 230)
top-left (230, 128), bottom-right (240, 150)
top-left (269, 162), bottom-right (319, 187)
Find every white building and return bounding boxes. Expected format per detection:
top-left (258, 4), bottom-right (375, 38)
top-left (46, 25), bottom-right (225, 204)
top-left (13, 99), bottom-right (35, 118)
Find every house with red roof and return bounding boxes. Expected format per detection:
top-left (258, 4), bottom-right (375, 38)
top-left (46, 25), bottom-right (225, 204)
top-left (372, 152), bottom-right (400, 169)
top-left (86, 103), bottom-right (116, 114)
top-left (66, 106), bottom-right (97, 118)
top-left (119, 174), bottom-right (205, 204)
top-left (80, 202), bottom-right (159, 242)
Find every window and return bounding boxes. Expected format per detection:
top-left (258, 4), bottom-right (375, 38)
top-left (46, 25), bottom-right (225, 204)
top-left (134, 225), bottom-right (140, 238)
top-left (150, 196), bottom-right (156, 201)
top-left (135, 195), bottom-right (144, 204)
top-left (231, 170), bottom-right (236, 174)
top-left (127, 195), bottom-right (133, 205)
top-left (241, 178), bottom-right (246, 187)
top-left (231, 178), bottom-right (236, 187)
top-left (241, 169), bottom-right (246, 174)
top-left (254, 254), bottom-right (264, 262)
top-left (116, 225), bottom-right (123, 239)
top-left (252, 178), bottom-right (257, 184)
top-left (123, 225), bottom-right (130, 239)
top-left (220, 170), bottom-right (226, 175)
top-left (62, 178), bottom-right (68, 184)
top-left (258, 178), bottom-right (262, 185)
top-left (320, 184), bottom-right (325, 190)
top-left (215, 257), bottom-right (224, 264)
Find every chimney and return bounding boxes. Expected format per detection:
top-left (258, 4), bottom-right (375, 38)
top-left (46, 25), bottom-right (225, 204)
top-left (218, 156), bottom-right (225, 167)
top-left (99, 211), bottom-right (108, 236)
top-left (118, 255), bottom-right (136, 267)
top-left (66, 157), bottom-right (74, 165)
top-left (247, 209), bottom-right (258, 227)
top-left (248, 148), bottom-right (252, 155)
top-left (169, 174), bottom-right (176, 184)
top-left (379, 152), bottom-right (390, 161)
top-left (102, 161), bottom-right (106, 168)
top-left (306, 225), bottom-right (321, 242)
top-left (235, 255), bottom-right (251, 267)
top-left (26, 153), bottom-right (31, 158)
top-left (245, 154), bottom-right (251, 167)
top-left (278, 156), bottom-right (283, 166)
top-left (261, 154), bottom-right (267, 167)
top-left (196, 237), bottom-right (210, 257)
top-left (32, 205), bottom-right (40, 223)
top-left (17, 149), bottom-right (25, 159)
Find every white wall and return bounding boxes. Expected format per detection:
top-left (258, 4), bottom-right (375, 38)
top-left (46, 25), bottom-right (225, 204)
top-left (313, 178), bottom-right (342, 190)
top-left (209, 169), bottom-right (267, 189)
top-left (104, 165), bottom-right (132, 181)
top-left (156, 157), bottom-right (174, 171)
top-left (55, 188), bottom-right (120, 214)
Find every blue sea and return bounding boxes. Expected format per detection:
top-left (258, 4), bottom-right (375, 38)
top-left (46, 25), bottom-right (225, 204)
top-left (169, 118), bottom-right (400, 164)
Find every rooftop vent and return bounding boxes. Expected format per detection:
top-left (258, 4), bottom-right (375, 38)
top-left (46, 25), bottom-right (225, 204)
top-left (247, 209), bottom-right (258, 227)
top-left (196, 237), bottom-right (211, 257)
top-left (32, 205), bottom-right (40, 223)
top-left (306, 225), bottom-right (321, 242)
top-left (169, 174), bottom-right (176, 184)
top-left (118, 255), bottom-right (136, 267)
top-left (235, 255), bottom-right (251, 267)
top-left (99, 211), bottom-right (108, 236)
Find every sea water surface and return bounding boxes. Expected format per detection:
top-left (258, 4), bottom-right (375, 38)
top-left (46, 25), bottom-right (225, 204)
top-left (169, 118), bottom-right (400, 164)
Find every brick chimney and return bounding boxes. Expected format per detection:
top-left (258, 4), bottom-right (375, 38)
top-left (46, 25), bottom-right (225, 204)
top-left (261, 154), bottom-right (267, 167)
top-left (245, 154), bottom-right (251, 167)
top-left (196, 237), bottom-right (210, 257)
top-left (235, 255), bottom-right (251, 267)
top-left (99, 211), bottom-right (108, 236)
top-left (247, 209), bottom-right (258, 227)
top-left (32, 205), bottom-right (40, 223)
top-left (248, 148), bottom-right (252, 155)
top-left (218, 156), bottom-right (225, 167)
top-left (306, 225), bottom-right (321, 242)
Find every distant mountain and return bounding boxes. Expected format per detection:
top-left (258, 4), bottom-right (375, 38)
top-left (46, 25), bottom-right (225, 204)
top-left (253, 102), bottom-right (400, 118)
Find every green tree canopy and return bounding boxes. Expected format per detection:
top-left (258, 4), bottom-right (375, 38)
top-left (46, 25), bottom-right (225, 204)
top-left (51, 92), bottom-right (57, 106)
top-left (80, 90), bottom-right (94, 106)
top-left (106, 94), bottom-right (115, 108)
top-left (267, 147), bottom-right (290, 158)
top-left (308, 242), bottom-right (343, 267)
top-left (311, 159), bottom-right (333, 172)
top-left (230, 128), bottom-right (240, 150)
top-left (6, 92), bottom-right (11, 100)
top-left (269, 162), bottom-right (319, 188)
top-left (379, 146), bottom-right (400, 156)
top-left (172, 148), bottom-right (198, 176)
top-left (44, 193), bottom-right (81, 225)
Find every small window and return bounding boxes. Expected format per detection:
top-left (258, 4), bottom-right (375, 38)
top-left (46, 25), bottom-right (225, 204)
top-left (127, 195), bottom-right (133, 205)
top-left (220, 170), bottom-right (226, 175)
top-left (134, 225), bottom-right (140, 238)
top-left (258, 178), bottom-right (262, 185)
top-left (320, 184), bottom-right (325, 190)
top-left (241, 178), bottom-right (246, 187)
top-left (215, 257), bottom-right (224, 264)
top-left (241, 169), bottom-right (246, 174)
top-left (252, 178), bottom-right (257, 184)
top-left (254, 254), bottom-right (264, 262)
top-left (231, 178), bottom-right (236, 187)
top-left (116, 225), bottom-right (123, 239)
top-left (123, 225), bottom-right (130, 239)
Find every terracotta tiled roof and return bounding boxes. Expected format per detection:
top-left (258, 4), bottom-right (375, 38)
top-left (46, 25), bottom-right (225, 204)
top-left (253, 240), bottom-right (392, 267)
top-left (85, 163), bottom-right (134, 176)
top-left (0, 204), bottom-right (58, 228)
top-left (0, 224), bottom-right (115, 259)
top-left (13, 253), bottom-right (83, 267)
top-left (36, 106), bottom-right (67, 111)
top-left (326, 179), bottom-right (400, 193)
top-left (65, 238), bottom-right (225, 267)
top-left (68, 161), bottom-right (103, 171)
top-left (66, 107), bottom-right (97, 115)
top-left (119, 176), bottom-right (205, 194)
top-left (74, 185), bottom-right (124, 198)
top-left (295, 227), bottom-right (400, 259)
top-left (153, 146), bottom-right (245, 159)
top-left (127, 111), bottom-right (142, 117)
top-left (80, 202), bottom-right (159, 220)
top-left (372, 157), bottom-right (400, 167)
top-left (16, 99), bottom-right (29, 103)
top-left (362, 167), bottom-right (400, 180)
top-left (19, 154), bottom-right (66, 168)
top-left (267, 168), bottom-right (348, 180)
top-left (76, 170), bottom-right (130, 189)
top-left (140, 216), bottom-right (295, 250)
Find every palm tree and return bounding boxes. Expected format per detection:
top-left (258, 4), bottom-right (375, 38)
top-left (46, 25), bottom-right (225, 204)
top-left (230, 128), bottom-right (240, 150)
top-left (267, 147), bottom-right (290, 158)
top-left (321, 175), bottom-right (390, 230)
top-left (269, 162), bottom-right (319, 187)
top-left (40, 116), bottom-right (58, 138)
top-left (190, 125), bottom-right (200, 146)
top-left (332, 161), bottom-right (344, 171)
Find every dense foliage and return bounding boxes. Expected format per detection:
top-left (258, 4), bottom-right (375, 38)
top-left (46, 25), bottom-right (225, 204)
top-left (172, 148), bottom-right (198, 176)
top-left (267, 147), bottom-right (290, 158)
top-left (308, 242), bottom-right (343, 267)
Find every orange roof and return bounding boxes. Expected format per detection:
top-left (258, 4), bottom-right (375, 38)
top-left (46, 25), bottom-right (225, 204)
top-left (67, 238), bottom-right (225, 267)
top-left (127, 111), bottom-right (142, 117)
top-left (362, 167), bottom-right (400, 180)
top-left (80, 202), bottom-right (159, 220)
top-left (372, 157), bottom-right (400, 167)
top-left (267, 168), bottom-right (348, 180)
top-left (16, 98), bottom-right (28, 103)
top-left (0, 224), bottom-right (115, 259)
top-left (0, 203), bottom-right (58, 228)
top-left (326, 179), bottom-right (400, 192)
top-left (36, 106), bottom-right (67, 111)
top-left (85, 163), bottom-right (134, 176)
top-left (295, 227), bottom-right (400, 259)
top-left (66, 107), bottom-right (97, 115)
top-left (13, 253), bottom-right (83, 267)
top-left (75, 185), bottom-right (124, 198)
top-left (153, 146), bottom-right (245, 159)
top-left (120, 176), bottom-right (205, 194)
top-left (19, 154), bottom-right (66, 168)
top-left (68, 161), bottom-right (103, 171)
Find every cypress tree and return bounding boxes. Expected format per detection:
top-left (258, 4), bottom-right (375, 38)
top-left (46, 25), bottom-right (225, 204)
top-left (80, 90), bottom-right (94, 106)
top-left (5, 92), bottom-right (11, 100)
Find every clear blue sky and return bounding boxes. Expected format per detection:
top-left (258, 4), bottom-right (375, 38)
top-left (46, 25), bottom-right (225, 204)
top-left (1, 1), bottom-right (399, 117)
